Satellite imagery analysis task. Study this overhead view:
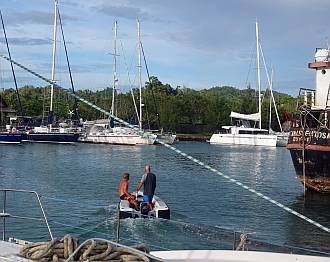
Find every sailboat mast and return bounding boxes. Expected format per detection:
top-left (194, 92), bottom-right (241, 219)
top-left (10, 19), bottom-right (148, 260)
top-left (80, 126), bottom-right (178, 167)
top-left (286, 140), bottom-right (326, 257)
top-left (0, 10), bottom-right (23, 115)
top-left (256, 21), bottom-right (261, 129)
top-left (49, 0), bottom-right (58, 128)
top-left (269, 69), bottom-right (273, 132)
top-left (137, 19), bottom-right (142, 130)
top-left (111, 20), bottom-right (117, 116)
top-left (57, 5), bottom-right (79, 120)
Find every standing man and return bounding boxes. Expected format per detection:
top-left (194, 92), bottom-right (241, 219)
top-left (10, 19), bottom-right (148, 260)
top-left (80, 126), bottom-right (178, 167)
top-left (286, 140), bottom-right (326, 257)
top-left (136, 164), bottom-right (156, 210)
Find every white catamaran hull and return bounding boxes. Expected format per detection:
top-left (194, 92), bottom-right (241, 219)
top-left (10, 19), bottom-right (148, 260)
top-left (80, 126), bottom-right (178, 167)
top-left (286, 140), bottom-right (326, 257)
top-left (210, 133), bottom-right (277, 147)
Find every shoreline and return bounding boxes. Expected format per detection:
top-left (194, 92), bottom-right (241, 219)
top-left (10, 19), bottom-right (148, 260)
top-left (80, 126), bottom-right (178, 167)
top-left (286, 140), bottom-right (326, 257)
top-left (176, 133), bottom-right (211, 142)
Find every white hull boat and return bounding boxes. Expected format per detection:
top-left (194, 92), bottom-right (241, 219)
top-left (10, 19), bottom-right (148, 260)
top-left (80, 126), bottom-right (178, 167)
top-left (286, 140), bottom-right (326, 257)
top-left (151, 250), bottom-right (328, 262)
top-left (210, 126), bottom-right (277, 147)
top-left (210, 23), bottom-right (287, 148)
top-left (80, 125), bottom-right (156, 145)
top-left (275, 132), bottom-right (288, 147)
top-left (119, 191), bottom-right (170, 219)
top-left (155, 133), bottom-right (176, 144)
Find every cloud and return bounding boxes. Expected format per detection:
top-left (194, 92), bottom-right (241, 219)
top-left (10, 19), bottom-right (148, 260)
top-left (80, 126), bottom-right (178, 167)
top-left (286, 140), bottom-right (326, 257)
top-left (2, 0), bottom-right (329, 94)
top-left (3, 11), bottom-right (78, 26)
top-left (93, 4), bottom-right (143, 20)
top-left (90, 2), bottom-right (167, 23)
top-left (0, 37), bottom-right (51, 46)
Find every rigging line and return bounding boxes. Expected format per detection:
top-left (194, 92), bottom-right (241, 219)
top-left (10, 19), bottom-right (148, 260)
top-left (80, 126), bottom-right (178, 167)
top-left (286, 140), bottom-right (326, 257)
top-left (119, 40), bottom-right (139, 122)
top-left (259, 43), bottom-right (282, 132)
top-left (56, 5), bottom-right (79, 119)
top-left (50, 219), bottom-right (108, 237)
top-left (42, 195), bottom-right (104, 206)
top-left (83, 209), bottom-right (330, 256)
top-left (243, 39), bottom-right (256, 89)
top-left (0, 10), bottom-right (23, 115)
top-left (140, 41), bottom-right (161, 129)
top-left (1, 54), bottom-right (330, 235)
top-left (44, 218), bottom-right (330, 255)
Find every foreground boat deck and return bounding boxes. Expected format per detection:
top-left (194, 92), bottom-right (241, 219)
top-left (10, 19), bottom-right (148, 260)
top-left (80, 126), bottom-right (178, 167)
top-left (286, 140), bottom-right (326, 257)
top-left (0, 241), bottom-right (28, 261)
top-left (0, 240), bottom-right (328, 262)
top-left (151, 250), bottom-right (329, 262)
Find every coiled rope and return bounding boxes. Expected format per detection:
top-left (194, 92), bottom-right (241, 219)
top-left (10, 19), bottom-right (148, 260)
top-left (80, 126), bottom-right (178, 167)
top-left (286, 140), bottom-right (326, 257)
top-left (18, 234), bottom-right (159, 262)
top-left (1, 54), bottom-right (330, 235)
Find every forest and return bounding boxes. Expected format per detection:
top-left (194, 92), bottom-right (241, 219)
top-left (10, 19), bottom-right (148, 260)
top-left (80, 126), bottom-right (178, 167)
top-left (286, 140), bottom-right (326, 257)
top-left (0, 76), bottom-right (297, 134)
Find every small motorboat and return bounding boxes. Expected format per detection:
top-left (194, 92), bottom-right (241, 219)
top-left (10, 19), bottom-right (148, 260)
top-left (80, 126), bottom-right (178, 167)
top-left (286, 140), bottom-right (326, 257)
top-left (119, 191), bottom-right (170, 219)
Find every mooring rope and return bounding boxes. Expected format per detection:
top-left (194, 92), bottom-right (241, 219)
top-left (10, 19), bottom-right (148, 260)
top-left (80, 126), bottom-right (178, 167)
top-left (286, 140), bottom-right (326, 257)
top-left (1, 54), bottom-right (330, 235)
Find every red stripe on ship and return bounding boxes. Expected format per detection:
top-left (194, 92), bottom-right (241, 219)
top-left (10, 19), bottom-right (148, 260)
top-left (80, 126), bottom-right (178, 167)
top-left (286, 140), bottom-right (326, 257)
top-left (287, 143), bottom-right (330, 152)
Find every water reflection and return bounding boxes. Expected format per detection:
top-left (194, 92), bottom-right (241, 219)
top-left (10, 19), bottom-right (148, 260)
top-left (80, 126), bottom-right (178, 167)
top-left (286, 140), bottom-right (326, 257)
top-left (286, 192), bottom-right (330, 252)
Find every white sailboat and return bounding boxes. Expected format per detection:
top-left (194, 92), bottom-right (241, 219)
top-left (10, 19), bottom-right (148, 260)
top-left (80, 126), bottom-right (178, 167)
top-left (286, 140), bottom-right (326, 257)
top-left (209, 21), bottom-right (277, 147)
top-left (80, 20), bottom-right (156, 145)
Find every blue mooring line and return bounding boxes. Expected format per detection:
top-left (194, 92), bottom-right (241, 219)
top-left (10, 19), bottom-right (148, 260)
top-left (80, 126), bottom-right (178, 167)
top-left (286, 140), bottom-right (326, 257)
top-left (1, 53), bottom-right (329, 235)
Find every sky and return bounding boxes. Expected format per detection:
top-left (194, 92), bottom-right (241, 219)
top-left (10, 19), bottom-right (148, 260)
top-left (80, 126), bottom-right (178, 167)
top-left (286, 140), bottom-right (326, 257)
top-left (0, 0), bottom-right (330, 96)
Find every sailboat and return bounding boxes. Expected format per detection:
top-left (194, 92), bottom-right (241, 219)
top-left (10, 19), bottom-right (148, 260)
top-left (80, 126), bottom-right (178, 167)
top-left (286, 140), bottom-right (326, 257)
top-left (80, 20), bottom-right (156, 145)
top-left (24, 0), bottom-right (79, 143)
top-left (209, 21), bottom-right (277, 147)
top-left (0, 11), bottom-right (22, 144)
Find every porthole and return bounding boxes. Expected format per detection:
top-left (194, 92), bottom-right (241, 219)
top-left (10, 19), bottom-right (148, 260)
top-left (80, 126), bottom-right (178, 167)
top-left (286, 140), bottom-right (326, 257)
top-left (322, 69), bottom-right (326, 74)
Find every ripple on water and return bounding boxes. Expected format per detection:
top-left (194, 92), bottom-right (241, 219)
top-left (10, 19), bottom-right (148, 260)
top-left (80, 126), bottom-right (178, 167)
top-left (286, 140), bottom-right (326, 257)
top-left (0, 142), bottom-right (329, 253)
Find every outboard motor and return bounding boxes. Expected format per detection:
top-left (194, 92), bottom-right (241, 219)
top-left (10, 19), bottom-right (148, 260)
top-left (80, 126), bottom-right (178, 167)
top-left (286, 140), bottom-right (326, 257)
top-left (140, 202), bottom-right (150, 217)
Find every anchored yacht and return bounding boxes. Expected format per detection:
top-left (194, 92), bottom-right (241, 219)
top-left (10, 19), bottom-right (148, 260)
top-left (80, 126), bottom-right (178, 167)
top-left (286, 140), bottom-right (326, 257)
top-left (210, 112), bottom-right (277, 147)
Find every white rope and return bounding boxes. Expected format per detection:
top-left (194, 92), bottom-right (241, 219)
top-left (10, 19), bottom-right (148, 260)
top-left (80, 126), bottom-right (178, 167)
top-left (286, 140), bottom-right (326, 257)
top-left (1, 53), bottom-right (330, 235)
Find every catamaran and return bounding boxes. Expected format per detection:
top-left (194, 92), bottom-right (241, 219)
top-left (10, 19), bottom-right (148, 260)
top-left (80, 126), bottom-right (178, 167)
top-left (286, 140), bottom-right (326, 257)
top-left (210, 22), bottom-right (278, 147)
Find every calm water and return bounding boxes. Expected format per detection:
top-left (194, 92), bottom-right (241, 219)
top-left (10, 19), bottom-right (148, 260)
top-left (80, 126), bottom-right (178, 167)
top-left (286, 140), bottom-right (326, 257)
top-left (0, 142), bottom-right (329, 254)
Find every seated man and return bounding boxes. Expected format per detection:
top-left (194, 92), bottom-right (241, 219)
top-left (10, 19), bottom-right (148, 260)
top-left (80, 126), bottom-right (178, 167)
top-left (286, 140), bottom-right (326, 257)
top-left (118, 173), bottom-right (139, 210)
top-left (136, 164), bottom-right (156, 210)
